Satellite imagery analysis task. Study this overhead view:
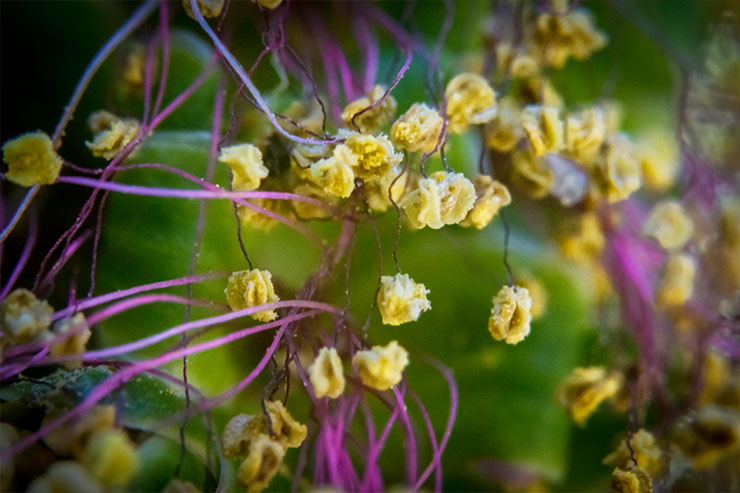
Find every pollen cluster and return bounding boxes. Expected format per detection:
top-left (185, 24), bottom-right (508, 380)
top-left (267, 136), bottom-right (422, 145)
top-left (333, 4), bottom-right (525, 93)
top-left (377, 273), bottom-right (431, 326)
top-left (225, 269), bottom-right (280, 322)
top-left (352, 341), bottom-right (409, 391)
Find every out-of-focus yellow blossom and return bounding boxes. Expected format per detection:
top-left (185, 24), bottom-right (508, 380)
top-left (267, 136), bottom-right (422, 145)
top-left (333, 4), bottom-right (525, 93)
top-left (495, 42), bottom-right (541, 78)
top-left (283, 100), bottom-right (325, 135)
top-left (27, 461), bottom-right (102, 493)
top-left (254, 0), bottom-right (283, 9)
top-left (672, 405), bottom-right (740, 470)
top-left (310, 155), bottom-right (355, 198)
top-left (521, 105), bottom-right (564, 156)
top-left (597, 134), bottom-right (641, 203)
top-left (566, 106), bottom-right (607, 164)
top-left (461, 176), bottom-right (511, 229)
top-left (377, 273), bottom-right (431, 326)
top-left (511, 149), bottom-right (553, 199)
top-left (86, 112), bottom-right (140, 160)
top-left (163, 479), bottom-right (200, 493)
top-left (557, 366), bottom-right (621, 426)
top-left (636, 129), bottom-right (678, 191)
top-left (656, 253), bottom-right (696, 308)
top-left (219, 143), bottom-right (269, 192)
top-left (530, 8), bottom-right (607, 68)
top-left (47, 314), bottom-right (91, 369)
top-left (603, 429), bottom-right (664, 476)
top-left (610, 466), bottom-right (653, 493)
top-left (83, 429), bottom-right (138, 487)
top-left (402, 171), bottom-right (476, 229)
top-left (309, 347), bottom-right (346, 399)
top-left (0, 423), bottom-right (18, 491)
top-left (445, 73), bottom-right (496, 133)
top-left (391, 103), bottom-right (444, 153)
top-left (225, 269), bottom-right (279, 322)
top-left (183, 0), bottom-right (225, 19)
top-left (222, 413), bottom-right (268, 459)
top-left (365, 166), bottom-right (413, 213)
top-left (352, 340), bottom-right (409, 391)
top-left (342, 85), bottom-right (397, 134)
top-left (559, 213), bottom-right (605, 262)
top-left (2, 131), bottom-right (63, 186)
top-left (1, 288), bottom-right (53, 344)
top-left (516, 274), bottom-right (547, 319)
top-left (488, 285), bottom-right (533, 345)
top-left (264, 400), bottom-right (307, 449)
top-left (237, 198), bottom-right (285, 230)
top-left (521, 76), bottom-right (564, 108)
top-left (486, 98), bottom-right (524, 152)
top-left (642, 201), bottom-right (694, 251)
top-left (291, 183), bottom-right (334, 221)
top-left (44, 405), bottom-right (116, 458)
top-left (697, 352), bottom-right (734, 408)
top-left (344, 133), bottom-right (402, 181)
top-left (122, 44), bottom-right (146, 87)
top-left (238, 434), bottom-right (285, 493)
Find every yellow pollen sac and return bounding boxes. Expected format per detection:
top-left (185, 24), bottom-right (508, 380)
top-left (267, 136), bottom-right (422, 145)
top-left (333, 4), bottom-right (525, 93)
top-left (1, 288), bottom-right (54, 345)
top-left (556, 366), bottom-right (621, 426)
top-left (597, 134), bottom-right (641, 203)
top-left (43, 405), bottom-right (116, 458)
top-left (308, 347), bottom-right (346, 399)
top-left (488, 285), bottom-right (533, 345)
top-left (642, 201), bottom-right (694, 251)
top-left (2, 131), bottom-right (63, 186)
top-left (183, 0), bottom-right (225, 19)
top-left (310, 155), bottom-right (356, 199)
top-left (237, 434), bottom-right (285, 493)
top-left (656, 253), bottom-right (696, 308)
top-left (86, 112), bottom-right (140, 160)
top-left (402, 171), bottom-right (476, 229)
top-left (264, 400), bottom-right (307, 449)
top-left (352, 341), bottom-right (409, 391)
top-left (225, 269), bottom-right (279, 322)
top-left (445, 73), bottom-right (496, 133)
top-left (391, 103), bottom-right (444, 153)
top-left (82, 429), bottom-right (139, 487)
top-left (636, 129), bottom-right (678, 191)
top-left (364, 166), bottom-right (413, 213)
top-left (27, 461), bottom-right (102, 493)
top-left (521, 105), bottom-right (565, 156)
top-left (222, 413), bottom-right (268, 459)
top-left (342, 85), bottom-right (397, 134)
top-left (344, 133), bottom-right (402, 182)
top-left (377, 273), bottom-right (431, 326)
top-left (461, 176), bottom-right (511, 229)
top-left (610, 466), bottom-right (653, 493)
top-left (219, 143), bottom-right (269, 192)
top-left (566, 106), bottom-right (608, 164)
top-left (672, 405), bottom-right (740, 470)
top-left (48, 314), bottom-right (92, 369)
top-left (511, 149), bottom-right (554, 199)
top-left (559, 212), bottom-right (605, 263)
top-left (485, 98), bottom-right (524, 152)
top-left (516, 274), bottom-right (548, 320)
top-left (603, 429), bottom-right (664, 477)
top-left (531, 8), bottom-right (607, 68)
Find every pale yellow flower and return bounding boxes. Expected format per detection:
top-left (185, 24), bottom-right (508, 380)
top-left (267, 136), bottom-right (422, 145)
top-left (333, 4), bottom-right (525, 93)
top-left (636, 129), bottom-right (678, 191)
top-left (461, 176), bottom-right (511, 229)
top-left (642, 201), bottom-right (693, 251)
top-left (656, 253), bottom-right (696, 307)
top-left (557, 366), bottom-right (621, 426)
top-left (344, 133), bottom-right (402, 182)
top-left (377, 273), bottom-right (431, 326)
top-left (225, 269), bottom-right (279, 322)
top-left (222, 413), bottom-right (268, 459)
top-left (0, 288), bottom-right (53, 344)
top-left (219, 143), bottom-right (269, 192)
top-left (566, 106), bottom-right (608, 164)
top-left (402, 171), bottom-right (476, 229)
top-left (2, 131), bottom-right (63, 186)
top-left (43, 406), bottom-right (115, 458)
top-left (48, 314), bottom-right (91, 369)
top-left (391, 103), bottom-right (444, 153)
top-left (488, 285), bottom-right (533, 345)
top-left (521, 105), bottom-right (564, 156)
top-left (597, 134), bottom-right (641, 203)
top-left (445, 73), bottom-right (496, 133)
top-left (237, 434), bottom-right (285, 493)
top-left (353, 341), bottom-right (409, 391)
top-left (309, 347), bottom-right (346, 399)
top-left (83, 430), bottom-right (138, 487)
top-left (86, 112), bottom-right (140, 160)
top-left (310, 155), bottom-right (355, 198)
top-left (559, 212), bottom-right (605, 263)
top-left (485, 98), bottom-right (524, 152)
top-left (264, 400), bottom-right (307, 449)
top-left (342, 85), bottom-right (397, 134)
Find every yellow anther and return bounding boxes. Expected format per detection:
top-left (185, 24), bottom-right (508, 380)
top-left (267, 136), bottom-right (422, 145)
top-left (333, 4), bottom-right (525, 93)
top-left (237, 434), bottom-right (285, 493)
top-left (672, 405), bottom-right (740, 470)
top-left (655, 253), bottom-right (696, 307)
top-left (461, 175), bottom-right (511, 229)
top-left (0, 288), bottom-right (53, 344)
top-left (445, 73), bottom-right (496, 133)
top-left (2, 131), bottom-right (63, 186)
top-left (566, 106), bottom-right (608, 164)
top-left (391, 103), bottom-right (444, 153)
top-left (511, 149), bottom-right (553, 199)
top-left (516, 274), bottom-right (547, 320)
top-left (610, 466), bottom-right (653, 493)
top-left (485, 98), bottom-right (524, 152)
top-left (48, 314), bottom-right (91, 369)
top-left (488, 285), bottom-right (533, 345)
top-left (310, 152), bottom-right (356, 199)
top-left (377, 273), bottom-right (431, 326)
top-left (352, 341), bottom-right (409, 391)
top-left (603, 429), bottom-right (663, 476)
top-left (86, 112), bottom-right (140, 160)
top-left (183, 0), bottom-right (225, 19)
top-left (597, 134), bottom-right (641, 203)
top-left (225, 269), bottom-right (279, 322)
top-left (222, 413), bottom-right (268, 459)
top-left (309, 347), bottom-right (346, 399)
top-left (44, 405), bottom-right (115, 458)
top-left (636, 129), bottom-right (678, 191)
top-left (344, 133), bottom-right (402, 182)
top-left (642, 201), bottom-right (693, 251)
top-left (521, 105), bottom-right (565, 156)
top-left (83, 429), bottom-right (138, 487)
top-left (402, 171), bottom-right (476, 229)
top-left (557, 366), bottom-right (621, 426)
top-left (264, 400), bottom-right (307, 449)
top-left (219, 143), bottom-right (269, 192)
top-left (559, 212), bottom-right (605, 263)
top-left (342, 85), bottom-right (397, 134)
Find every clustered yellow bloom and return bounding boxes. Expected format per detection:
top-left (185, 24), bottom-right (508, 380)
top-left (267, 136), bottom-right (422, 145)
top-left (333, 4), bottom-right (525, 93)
top-left (559, 212), bottom-right (605, 262)
top-left (516, 274), bottom-right (548, 319)
top-left (486, 98), bottom-right (524, 152)
top-left (510, 149), bottom-right (553, 199)
top-left (529, 7), bottom-right (607, 68)
top-left (219, 143), bottom-right (270, 192)
top-left (342, 85), bottom-right (397, 134)
top-left (488, 285), bottom-right (533, 345)
top-left (672, 405), bottom-right (740, 470)
top-left (86, 111), bottom-right (140, 160)
top-left (521, 105), bottom-right (565, 156)
top-left (83, 429), bottom-right (139, 487)
top-left (2, 131), bottom-right (63, 186)
top-left (377, 273), bottom-right (431, 326)
top-left (642, 201), bottom-right (694, 251)
top-left (44, 406), bottom-right (116, 458)
top-left (565, 106), bottom-right (607, 164)
top-left (460, 176), bottom-right (511, 229)
top-left (445, 73), bottom-right (496, 133)
top-left (343, 132), bottom-right (402, 181)
top-left (309, 143), bottom-right (357, 198)
top-left (47, 314), bottom-right (92, 369)
top-left (222, 401), bottom-right (306, 492)
top-left (655, 253), bottom-right (696, 308)
top-left (225, 269), bottom-right (280, 322)
top-left (597, 134), bottom-right (641, 203)
top-left (610, 466), bottom-right (653, 493)
top-left (402, 171), bottom-right (476, 229)
top-left (636, 129), bottom-right (678, 191)
top-left (364, 166), bottom-right (412, 213)
top-left (557, 366), bottom-right (621, 426)
top-left (1, 288), bottom-right (54, 344)
top-left (352, 340), bottom-right (409, 391)
top-left (603, 429), bottom-right (664, 476)
top-left (391, 103), bottom-right (444, 153)
top-left (308, 347), bottom-right (345, 399)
